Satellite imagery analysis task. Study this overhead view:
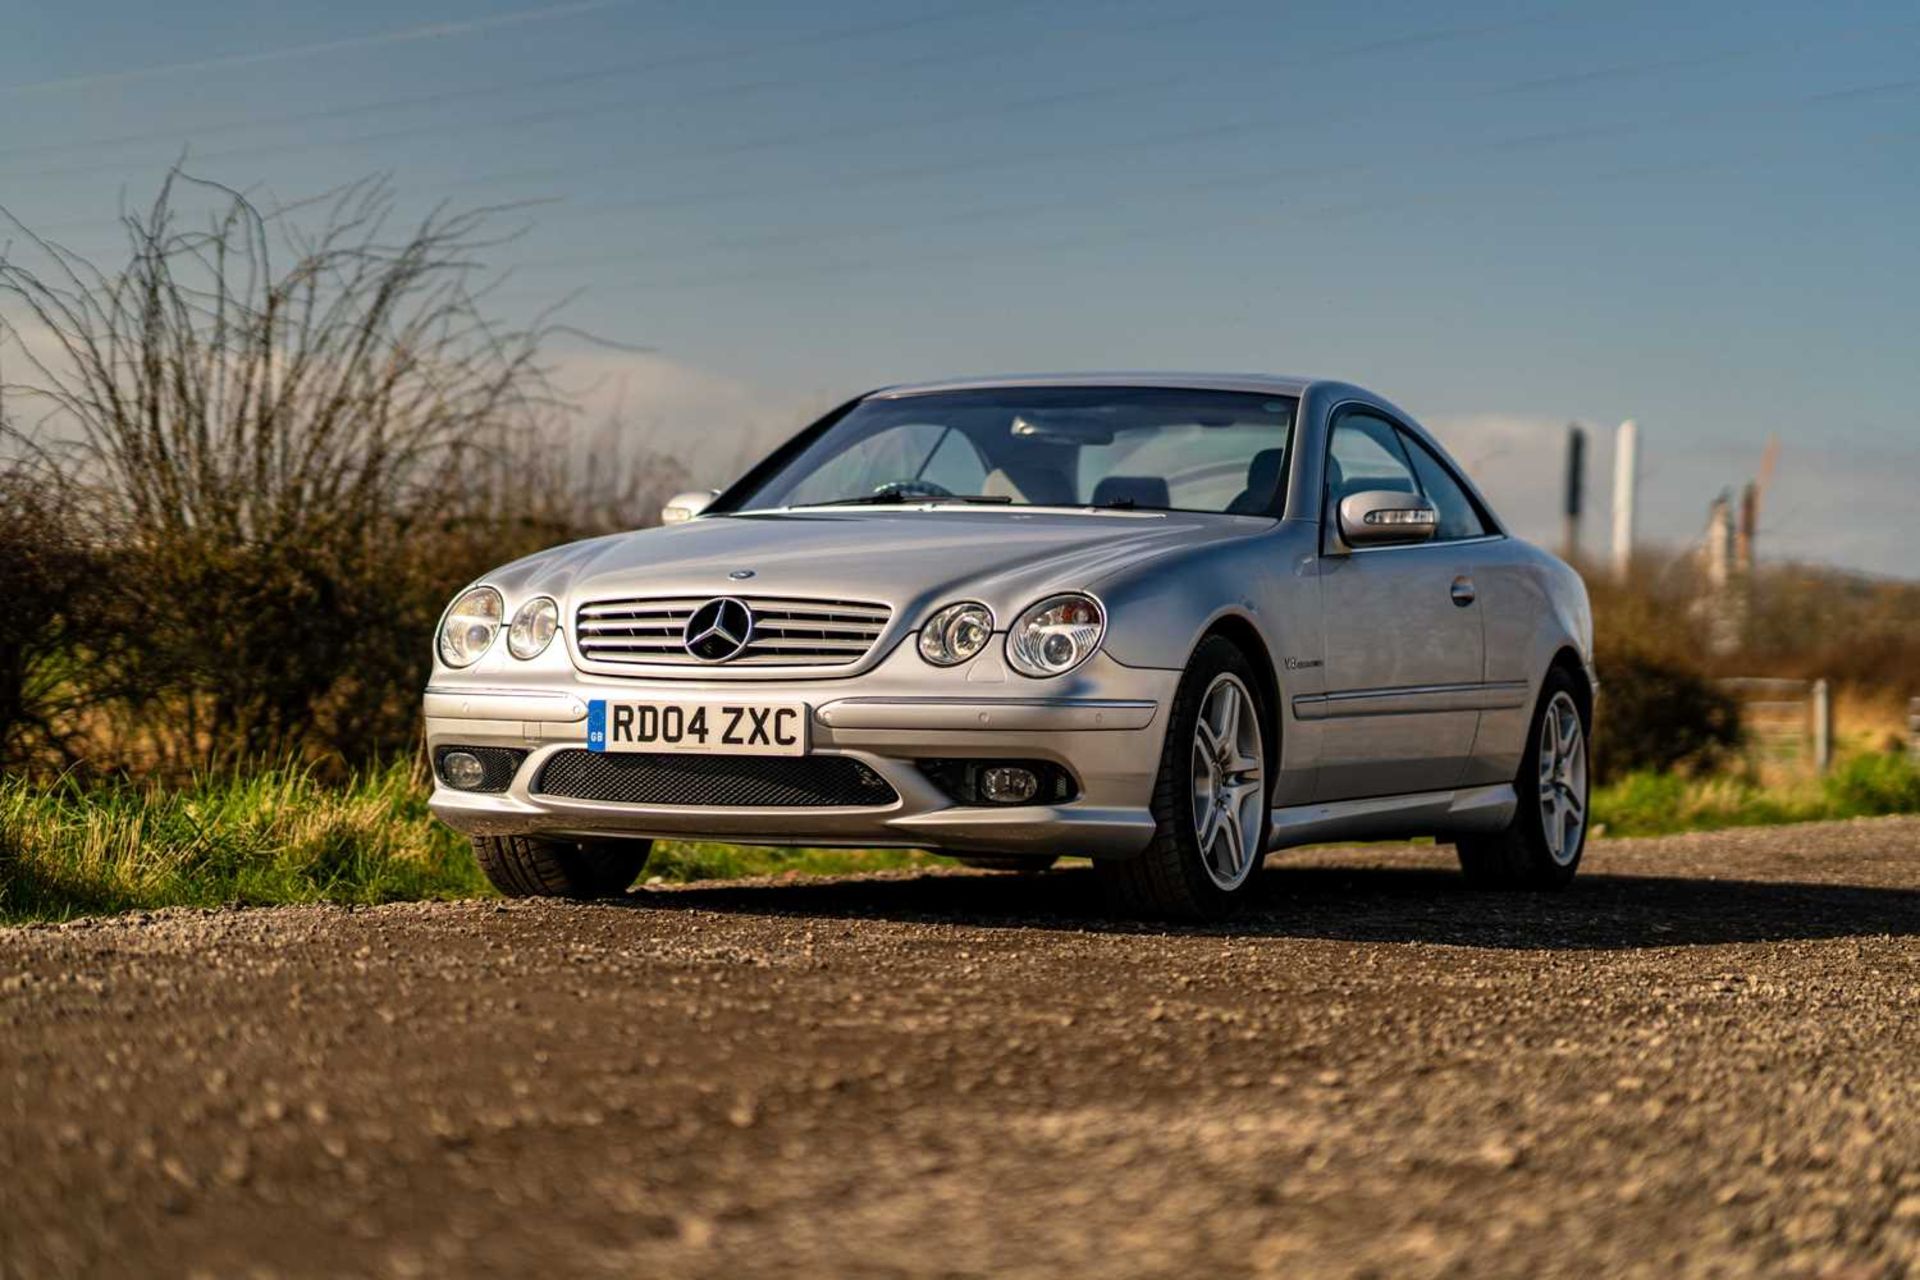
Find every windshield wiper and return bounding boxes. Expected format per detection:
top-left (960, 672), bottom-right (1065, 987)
top-left (1087, 497), bottom-right (1169, 511)
top-left (789, 493), bottom-right (1014, 509)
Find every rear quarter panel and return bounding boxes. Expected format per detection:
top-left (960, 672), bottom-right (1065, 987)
top-left (1463, 538), bottom-right (1593, 787)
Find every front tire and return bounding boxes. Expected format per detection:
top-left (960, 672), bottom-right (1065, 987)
top-left (472, 834), bottom-right (652, 899)
top-left (1097, 635), bottom-right (1270, 920)
top-left (1456, 668), bottom-right (1590, 889)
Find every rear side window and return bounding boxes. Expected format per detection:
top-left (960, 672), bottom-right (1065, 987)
top-left (1397, 431), bottom-right (1488, 541)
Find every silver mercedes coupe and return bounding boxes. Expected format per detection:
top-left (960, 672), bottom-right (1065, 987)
top-left (426, 374), bottom-right (1594, 918)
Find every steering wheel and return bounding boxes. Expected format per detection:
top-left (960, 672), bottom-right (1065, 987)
top-left (870, 478), bottom-right (954, 500)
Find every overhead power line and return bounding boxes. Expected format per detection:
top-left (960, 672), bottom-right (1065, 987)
top-left (508, 71), bottom-right (1920, 296)
top-left (523, 24), bottom-right (1915, 236)
top-left (0, 0), bottom-right (1060, 164)
top-left (0, 0), bottom-right (633, 97)
top-left (26, 9), bottom-right (1570, 195)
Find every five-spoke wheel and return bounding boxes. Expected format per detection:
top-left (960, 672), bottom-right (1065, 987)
top-left (1097, 635), bottom-right (1271, 919)
top-left (1457, 666), bottom-right (1590, 888)
top-left (1536, 689), bottom-right (1588, 866)
top-left (1191, 673), bottom-right (1265, 892)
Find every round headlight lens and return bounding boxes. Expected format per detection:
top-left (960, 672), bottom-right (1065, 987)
top-left (507, 597), bottom-right (559, 660)
top-left (918, 601), bottom-right (994, 667)
top-left (1006, 593), bottom-right (1105, 678)
top-left (438, 586), bottom-right (502, 667)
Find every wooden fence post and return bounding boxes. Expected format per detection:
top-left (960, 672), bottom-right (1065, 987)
top-left (1811, 679), bottom-right (1832, 774)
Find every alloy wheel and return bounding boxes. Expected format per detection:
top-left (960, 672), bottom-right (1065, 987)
top-left (1190, 673), bottom-right (1265, 890)
top-left (1537, 690), bottom-right (1588, 866)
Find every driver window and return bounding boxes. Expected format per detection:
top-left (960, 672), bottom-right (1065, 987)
top-left (1325, 412), bottom-right (1418, 513)
top-left (781, 422), bottom-right (986, 505)
top-left (1397, 430), bottom-right (1488, 541)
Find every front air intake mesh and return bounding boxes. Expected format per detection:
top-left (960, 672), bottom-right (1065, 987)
top-left (533, 750), bottom-right (898, 808)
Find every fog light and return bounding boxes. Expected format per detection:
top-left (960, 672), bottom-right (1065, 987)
top-left (441, 750), bottom-right (487, 790)
top-left (980, 766), bottom-right (1038, 804)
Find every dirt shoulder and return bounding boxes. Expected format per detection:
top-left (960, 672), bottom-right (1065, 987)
top-left (3, 819), bottom-right (1917, 1278)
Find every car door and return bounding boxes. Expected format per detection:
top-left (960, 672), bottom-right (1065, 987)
top-left (1307, 407), bottom-right (1485, 800)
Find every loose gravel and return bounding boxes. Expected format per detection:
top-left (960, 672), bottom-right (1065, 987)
top-left (3, 819), bottom-right (1917, 1279)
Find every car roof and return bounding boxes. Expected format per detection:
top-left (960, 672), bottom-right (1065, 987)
top-left (866, 371), bottom-right (1317, 399)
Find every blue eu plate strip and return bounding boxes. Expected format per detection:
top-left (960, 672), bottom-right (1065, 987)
top-left (586, 699), bottom-right (607, 752)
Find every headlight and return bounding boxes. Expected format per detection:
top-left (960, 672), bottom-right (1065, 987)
top-left (1006, 593), bottom-right (1104, 678)
top-left (918, 601), bottom-right (994, 666)
top-left (438, 586), bottom-right (502, 667)
top-left (507, 596), bottom-right (559, 660)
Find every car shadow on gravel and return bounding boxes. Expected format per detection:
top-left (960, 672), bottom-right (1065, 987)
top-left (623, 864), bottom-right (1920, 950)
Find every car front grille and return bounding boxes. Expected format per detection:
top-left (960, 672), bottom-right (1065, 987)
top-left (533, 750), bottom-right (900, 808)
top-left (574, 595), bottom-right (892, 667)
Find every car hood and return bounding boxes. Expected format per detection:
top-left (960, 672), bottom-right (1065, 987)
top-left (493, 508), bottom-right (1263, 622)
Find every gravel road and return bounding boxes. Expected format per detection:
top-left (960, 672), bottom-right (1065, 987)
top-left (4, 819), bottom-right (1918, 1279)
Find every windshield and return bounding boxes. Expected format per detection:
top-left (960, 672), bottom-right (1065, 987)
top-left (726, 386), bottom-right (1295, 515)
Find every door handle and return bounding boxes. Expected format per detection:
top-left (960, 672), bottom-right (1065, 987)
top-left (1450, 576), bottom-right (1476, 607)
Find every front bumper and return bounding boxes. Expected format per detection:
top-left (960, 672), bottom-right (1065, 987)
top-left (424, 647), bottom-right (1178, 859)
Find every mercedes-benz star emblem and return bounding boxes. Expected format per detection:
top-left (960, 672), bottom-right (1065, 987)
top-left (684, 597), bottom-right (753, 662)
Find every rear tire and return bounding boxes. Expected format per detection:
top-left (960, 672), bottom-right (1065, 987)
top-left (1456, 666), bottom-right (1589, 889)
top-left (472, 834), bottom-right (652, 899)
top-left (1096, 635), bottom-right (1271, 920)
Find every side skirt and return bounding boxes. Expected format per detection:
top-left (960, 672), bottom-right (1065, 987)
top-left (1265, 783), bottom-right (1516, 851)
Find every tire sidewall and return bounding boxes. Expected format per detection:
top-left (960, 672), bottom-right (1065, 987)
top-left (1519, 669), bottom-right (1590, 884)
top-left (1160, 636), bottom-right (1272, 914)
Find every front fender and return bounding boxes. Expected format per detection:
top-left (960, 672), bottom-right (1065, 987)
top-left (1089, 519), bottom-right (1321, 674)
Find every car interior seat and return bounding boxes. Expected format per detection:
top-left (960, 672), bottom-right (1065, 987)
top-left (982, 466), bottom-right (1077, 506)
top-left (1090, 475), bottom-right (1172, 509)
top-left (1226, 448), bottom-right (1285, 514)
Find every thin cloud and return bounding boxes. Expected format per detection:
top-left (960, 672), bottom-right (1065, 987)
top-left (0, 0), bottom-right (630, 97)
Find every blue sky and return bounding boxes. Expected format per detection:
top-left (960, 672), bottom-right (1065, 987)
top-left (3, 0), bottom-right (1916, 573)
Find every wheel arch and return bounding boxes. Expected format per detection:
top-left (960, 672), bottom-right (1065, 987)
top-left (1548, 645), bottom-right (1593, 724)
top-left (1193, 612), bottom-right (1282, 773)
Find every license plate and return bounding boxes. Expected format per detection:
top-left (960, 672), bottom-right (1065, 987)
top-left (586, 700), bottom-right (809, 756)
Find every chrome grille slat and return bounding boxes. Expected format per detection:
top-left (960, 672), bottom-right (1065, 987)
top-left (755, 608), bottom-right (886, 619)
top-left (745, 640), bottom-right (873, 652)
top-left (575, 594), bottom-right (891, 668)
top-left (575, 639), bottom-right (696, 651)
top-left (578, 598), bottom-right (709, 614)
top-left (751, 627), bottom-right (877, 640)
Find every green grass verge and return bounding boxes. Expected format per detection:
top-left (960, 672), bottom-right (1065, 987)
top-left (1591, 752), bottom-right (1920, 837)
top-left (0, 763), bottom-right (484, 922)
top-left (0, 761), bottom-right (936, 923)
top-left (4, 752), bottom-right (1916, 922)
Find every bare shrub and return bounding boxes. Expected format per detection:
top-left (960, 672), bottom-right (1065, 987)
top-left (0, 170), bottom-right (682, 774)
top-left (1741, 564), bottom-right (1920, 696)
top-left (0, 446), bottom-right (109, 770)
top-left (1579, 553), bottom-right (1743, 779)
top-left (1591, 651), bottom-right (1742, 777)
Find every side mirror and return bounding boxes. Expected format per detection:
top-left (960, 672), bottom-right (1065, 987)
top-left (1336, 489), bottom-right (1438, 549)
top-left (660, 489), bottom-right (719, 525)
